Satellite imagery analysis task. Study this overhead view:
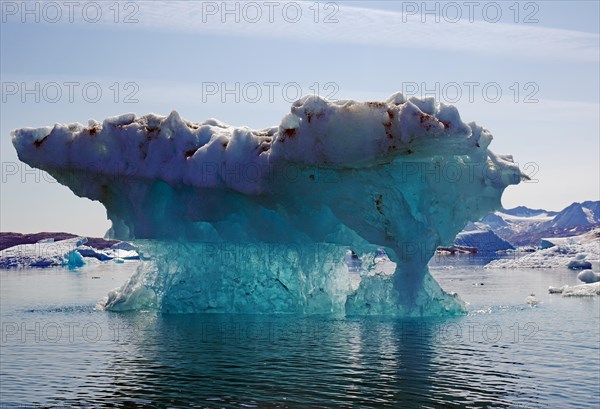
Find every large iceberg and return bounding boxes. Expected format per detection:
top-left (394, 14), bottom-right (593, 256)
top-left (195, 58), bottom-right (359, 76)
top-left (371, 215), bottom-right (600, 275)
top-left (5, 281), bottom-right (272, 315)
top-left (11, 93), bottom-right (522, 315)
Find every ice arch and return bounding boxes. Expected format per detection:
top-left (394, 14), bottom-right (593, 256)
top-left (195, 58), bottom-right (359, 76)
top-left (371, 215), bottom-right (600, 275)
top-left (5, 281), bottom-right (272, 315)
top-left (12, 93), bottom-right (522, 315)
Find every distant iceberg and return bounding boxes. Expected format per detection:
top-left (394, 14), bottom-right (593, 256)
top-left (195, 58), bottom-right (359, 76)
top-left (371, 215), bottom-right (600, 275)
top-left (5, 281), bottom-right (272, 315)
top-left (486, 229), bottom-right (599, 269)
top-left (76, 245), bottom-right (139, 262)
top-left (0, 233), bottom-right (139, 267)
top-left (0, 237), bottom-right (85, 269)
top-left (454, 228), bottom-right (514, 252)
top-left (577, 269), bottom-right (600, 284)
top-left (549, 282), bottom-right (600, 297)
top-left (12, 93), bottom-right (522, 315)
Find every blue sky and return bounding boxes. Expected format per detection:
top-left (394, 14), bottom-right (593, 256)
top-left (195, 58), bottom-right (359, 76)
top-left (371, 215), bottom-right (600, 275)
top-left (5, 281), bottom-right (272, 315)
top-left (1, 1), bottom-right (599, 236)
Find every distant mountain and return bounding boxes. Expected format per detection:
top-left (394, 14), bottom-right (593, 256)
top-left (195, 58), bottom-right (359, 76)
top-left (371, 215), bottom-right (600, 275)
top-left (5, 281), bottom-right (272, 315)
top-left (501, 206), bottom-right (557, 218)
top-left (477, 213), bottom-right (508, 230)
top-left (548, 201), bottom-right (600, 229)
top-left (0, 232), bottom-right (118, 251)
top-left (582, 201), bottom-right (600, 219)
top-left (466, 201), bottom-right (600, 247)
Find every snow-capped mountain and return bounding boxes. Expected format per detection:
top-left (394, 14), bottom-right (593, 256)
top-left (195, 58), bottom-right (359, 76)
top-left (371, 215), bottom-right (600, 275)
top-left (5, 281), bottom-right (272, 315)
top-left (546, 201), bottom-right (600, 229)
top-left (471, 201), bottom-right (600, 246)
top-left (500, 206), bottom-right (558, 218)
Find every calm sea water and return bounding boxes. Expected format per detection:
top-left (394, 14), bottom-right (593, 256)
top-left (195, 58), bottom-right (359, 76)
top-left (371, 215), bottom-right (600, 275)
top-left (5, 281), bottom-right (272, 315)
top-left (1, 257), bottom-right (599, 408)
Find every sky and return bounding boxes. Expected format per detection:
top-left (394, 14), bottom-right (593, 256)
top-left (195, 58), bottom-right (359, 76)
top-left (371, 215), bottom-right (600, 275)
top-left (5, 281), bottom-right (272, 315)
top-left (1, 0), bottom-right (599, 237)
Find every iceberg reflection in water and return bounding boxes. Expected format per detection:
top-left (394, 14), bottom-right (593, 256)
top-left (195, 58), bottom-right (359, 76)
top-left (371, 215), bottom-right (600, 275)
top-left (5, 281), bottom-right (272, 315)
top-left (1, 264), bottom-right (598, 407)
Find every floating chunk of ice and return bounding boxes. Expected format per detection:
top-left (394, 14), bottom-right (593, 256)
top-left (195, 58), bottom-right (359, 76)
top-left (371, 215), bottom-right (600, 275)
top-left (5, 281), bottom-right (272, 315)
top-left (12, 93), bottom-right (522, 315)
top-left (577, 269), bottom-right (600, 283)
top-left (562, 282), bottom-right (600, 297)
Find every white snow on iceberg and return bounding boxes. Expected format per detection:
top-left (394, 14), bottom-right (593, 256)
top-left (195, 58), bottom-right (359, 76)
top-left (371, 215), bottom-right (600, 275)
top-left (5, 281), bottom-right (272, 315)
top-left (12, 93), bottom-right (522, 315)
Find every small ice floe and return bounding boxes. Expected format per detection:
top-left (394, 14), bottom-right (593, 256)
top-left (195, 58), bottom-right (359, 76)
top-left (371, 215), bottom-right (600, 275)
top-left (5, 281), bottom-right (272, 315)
top-left (526, 293), bottom-right (539, 306)
top-left (548, 282), bottom-right (600, 296)
top-left (472, 306), bottom-right (493, 314)
top-left (567, 254), bottom-right (592, 270)
top-left (548, 286), bottom-right (566, 294)
top-left (577, 269), bottom-right (600, 284)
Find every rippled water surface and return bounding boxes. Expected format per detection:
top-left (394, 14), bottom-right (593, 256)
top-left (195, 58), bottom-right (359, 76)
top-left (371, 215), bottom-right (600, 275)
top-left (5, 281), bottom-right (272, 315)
top-left (1, 258), bottom-right (599, 408)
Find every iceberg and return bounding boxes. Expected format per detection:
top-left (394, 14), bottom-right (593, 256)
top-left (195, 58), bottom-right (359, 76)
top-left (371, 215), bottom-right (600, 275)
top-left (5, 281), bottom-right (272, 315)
top-left (486, 229), bottom-right (600, 269)
top-left (454, 228), bottom-right (515, 252)
top-left (577, 269), bottom-right (600, 284)
top-left (0, 237), bottom-right (86, 269)
top-left (76, 242), bottom-right (140, 261)
top-left (549, 282), bottom-right (600, 297)
top-left (562, 282), bottom-right (600, 296)
top-left (11, 93), bottom-right (522, 315)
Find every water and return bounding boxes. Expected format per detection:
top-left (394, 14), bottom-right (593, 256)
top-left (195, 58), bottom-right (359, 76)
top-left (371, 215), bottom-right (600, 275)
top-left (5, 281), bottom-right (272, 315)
top-left (1, 258), bottom-right (599, 408)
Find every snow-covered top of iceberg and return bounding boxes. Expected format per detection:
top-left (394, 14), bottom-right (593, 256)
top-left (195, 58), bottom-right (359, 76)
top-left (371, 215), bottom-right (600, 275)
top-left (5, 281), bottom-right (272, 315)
top-left (11, 93), bottom-right (522, 195)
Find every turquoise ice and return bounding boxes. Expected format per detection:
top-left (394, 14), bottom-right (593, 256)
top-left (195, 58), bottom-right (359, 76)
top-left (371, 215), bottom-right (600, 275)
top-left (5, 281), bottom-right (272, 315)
top-left (12, 93), bottom-right (522, 315)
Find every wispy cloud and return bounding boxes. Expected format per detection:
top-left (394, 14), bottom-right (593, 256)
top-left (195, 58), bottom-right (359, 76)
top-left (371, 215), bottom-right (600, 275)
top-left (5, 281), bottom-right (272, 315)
top-left (118, 2), bottom-right (600, 62)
